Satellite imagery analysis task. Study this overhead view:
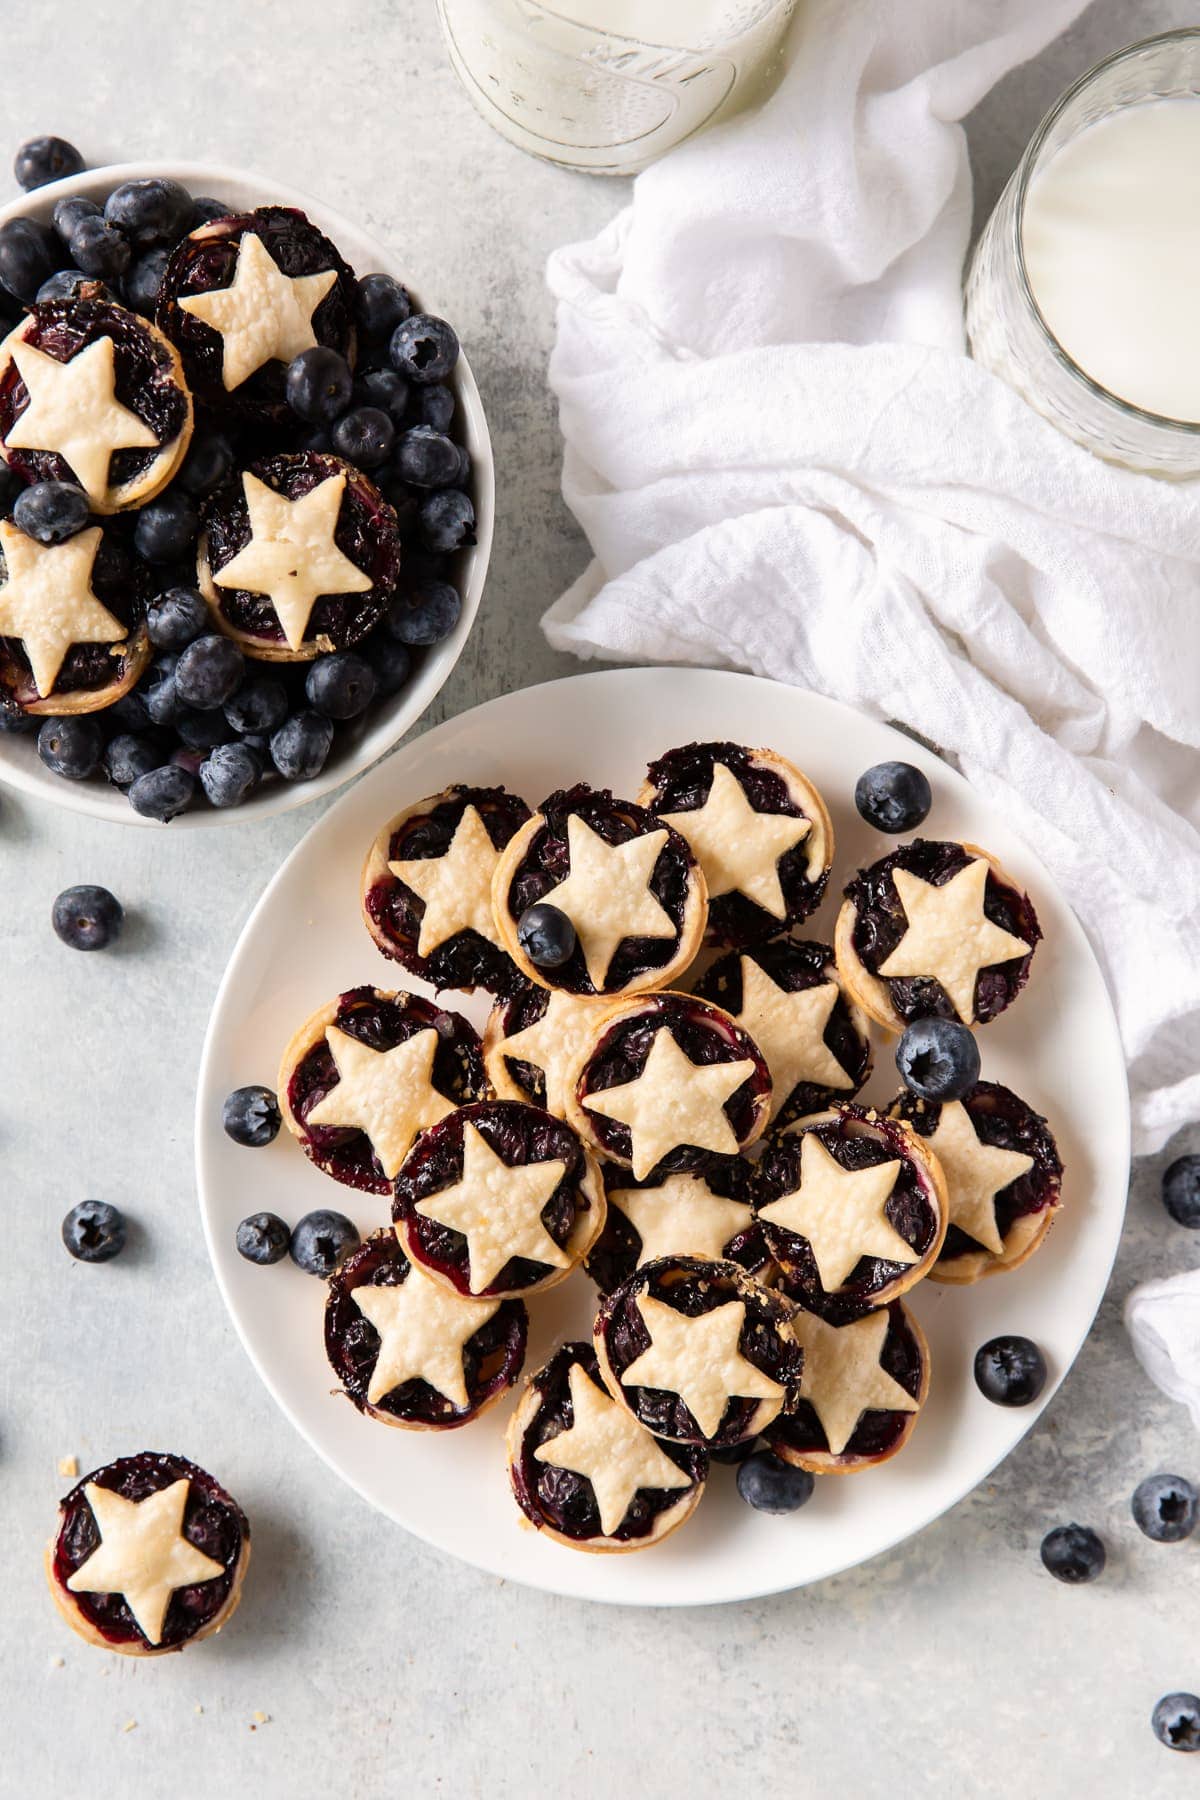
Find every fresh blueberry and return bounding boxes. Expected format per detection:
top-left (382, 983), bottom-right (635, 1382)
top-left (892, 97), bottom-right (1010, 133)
top-left (200, 740), bottom-right (259, 808)
top-left (736, 1450), bottom-right (815, 1514)
top-left (1162, 1154), bottom-right (1200, 1228)
top-left (362, 631), bottom-right (412, 696)
top-left (103, 177), bottom-right (192, 248)
top-left (385, 579), bottom-right (461, 646)
top-left (854, 760), bottom-right (933, 833)
top-left (1152, 1694), bottom-right (1200, 1752)
top-left (52, 195), bottom-right (100, 242)
top-left (175, 634), bottom-right (245, 709)
top-left (177, 431), bottom-right (235, 498)
top-left (1132, 1473), bottom-right (1198, 1543)
top-left (36, 268), bottom-right (98, 305)
top-left (389, 313), bottom-right (460, 385)
top-left (14, 136), bottom-right (85, 191)
top-left (133, 491), bottom-right (199, 563)
top-left (395, 425), bottom-right (460, 489)
top-left (103, 732), bottom-right (161, 789)
top-left (299, 429), bottom-right (331, 455)
top-left (410, 384), bottom-right (455, 431)
top-left (517, 902), bottom-right (576, 970)
top-left (1040, 1523), bottom-right (1105, 1583)
top-left (190, 196), bottom-right (231, 228)
top-left (122, 246), bottom-right (170, 316)
top-left (127, 762), bottom-right (195, 822)
top-left (354, 367), bottom-right (409, 424)
top-left (419, 489), bottom-right (474, 553)
top-left (453, 443), bottom-right (472, 489)
top-left (37, 715), bottom-right (102, 780)
top-left (0, 217), bottom-right (59, 306)
top-left (895, 1016), bottom-right (980, 1101)
top-left (305, 651), bottom-right (376, 720)
top-left (355, 272), bottom-right (412, 343)
top-left (225, 675), bottom-right (287, 735)
top-left (144, 664), bottom-right (182, 727)
top-left (240, 730), bottom-right (271, 769)
top-left (223, 1084), bottom-right (282, 1147)
top-left (13, 480), bottom-right (89, 544)
top-left (236, 1211), bottom-right (291, 1265)
top-left (146, 586), bottom-right (208, 650)
top-left (285, 346), bottom-right (353, 426)
top-left (62, 1199), bottom-right (126, 1263)
top-left (330, 405), bottom-right (394, 469)
top-left (270, 710), bottom-right (334, 782)
top-left (973, 1335), bottom-right (1047, 1406)
top-left (289, 1208), bottom-right (360, 1277)
top-left (51, 884), bottom-right (123, 951)
top-left (176, 706), bottom-right (236, 750)
top-left (69, 215), bottom-right (132, 281)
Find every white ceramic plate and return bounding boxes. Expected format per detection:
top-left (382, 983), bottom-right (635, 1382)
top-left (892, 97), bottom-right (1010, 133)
top-left (196, 668), bottom-right (1129, 1605)
top-left (0, 161), bottom-right (494, 827)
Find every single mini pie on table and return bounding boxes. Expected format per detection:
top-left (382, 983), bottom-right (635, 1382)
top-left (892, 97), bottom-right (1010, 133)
top-left (483, 982), bottom-right (607, 1119)
top-left (362, 784), bottom-right (531, 995)
top-left (47, 1452), bottom-right (249, 1656)
top-left (753, 1103), bottom-right (948, 1317)
top-left (278, 985), bottom-right (487, 1195)
top-left (764, 1300), bottom-right (930, 1474)
top-left (156, 205), bottom-right (356, 419)
top-left (638, 741), bottom-right (833, 947)
top-left (585, 1159), bottom-right (768, 1294)
top-left (693, 938), bottom-right (872, 1127)
top-left (594, 1255), bottom-right (802, 1450)
top-left (197, 451), bottom-right (400, 661)
top-left (508, 1341), bottom-right (707, 1553)
top-left (491, 783), bottom-right (707, 998)
top-left (567, 990), bottom-right (772, 1182)
top-left (888, 1081), bottom-right (1063, 1283)
top-left (836, 838), bottom-right (1041, 1031)
top-left (325, 1229), bottom-right (528, 1430)
top-left (0, 519), bottom-right (151, 715)
top-left (0, 289), bottom-right (192, 511)
top-left (393, 1099), bottom-right (604, 1299)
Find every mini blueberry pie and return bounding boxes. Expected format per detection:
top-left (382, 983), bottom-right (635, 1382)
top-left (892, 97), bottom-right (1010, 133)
top-left (888, 1081), bottom-right (1063, 1283)
top-left (836, 839), bottom-right (1041, 1031)
top-left (393, 1099), bottom-right (604, 1299)
top-left (567, 990), bottom-right (771, 1182)
top-left (491, 783), bottom-right (708, 998)
top-left (47, 1452), bottom-right (249, 1656)
top-left (279, 985), bottom-right (487, 1196)
top-left (157, 205), bottom-right (356, 420)
top-left (753, 1103), bottom-right (948, 1317)
top-left (586, 1160), bottom-right (768, 1293)
top-left (594, 1255), bottom-right (801, 1449)
top-left (764, 1300), bottom-right (929, 1474)
top-left (0, 289), bottom-right (192, 511)
top-left (508, 1341), bottom-right (706, 1553)
top-left (694, 939), bottom-right (872, 1127)
top-left (197, 451), bottom-right (400, 660)
top-left (638, 742), bottom-right (833, 946)
top-left (362, 784), bottom-right (531, 995)
top-left (483, 983), bottom-right (608, 1119)
top-left (325, 1228), bottom-right (528, 1429)
top-left (0, 518), bottom-right (151, 714)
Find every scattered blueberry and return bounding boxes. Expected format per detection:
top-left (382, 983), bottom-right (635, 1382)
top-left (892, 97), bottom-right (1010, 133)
top-left (122, 245), bottom-right (170, 316)
top-left (200, 740), bottom-right (259, 807)
top-left (62, 1200), bottom-right (126, 1264)
top-left (1152, 1694), bottom-right (1200, 1753)
top-left (190, 196), bottom-right (231, 228)
top-left (0, 217), bottom-right (58, 305)
top-left (144, 663), bottom-right (183, 727)
top-left (517, 902), bottom-right (576, 970)
top-left (103, 176), bottom-right (192, 247)
top-left (410, 384), bottom-right (455, 432)
top-left (176, 706), bottom-right (236, 750)
top-left (354, 366), bottom-right (409, 424)
top-left (419, 488), bottom-right (474, 553)
top-left (36, 268), bottom-right (97, 305)
top-left (973, 1335), bottom-right (1047, 1407)
top-left (270, 710), bottom-right (334, 781)
top-left (13, 480), bottom-right (89, 545)
top-left (895, 1016), bottom-right (980, 1100)
top-left (146, 586), bottom-right (208, 651)
top-left (177, 431), bottom-right (234, 497)
top-left (69, 214), bottom-right (132, 281)
top-left (1132, 1473), bottom-right (1198, 1543)
top-left (223, 1084), bottom-right (282, 1147)
top-left (330, 405), bottom-right (394, 469)
top-left (225, 675), bottom-right (287, 735)
top-left (1040, 1523), bottom-right (1105, 1584)
top-left (127, 762), bottom-right (195, 821)
top-left (133, 491), bottom-right (199, 563)
top-left (236, 1212), bottom-right (291, 1265)
top-left (390, 313), bottom-right (460, 385)
top-left (289, 1208), bottom-right (360, 1277)
top-left (14, 135), bottom-right (85, 191)
top-left (854, 761), bottom-right (933, 833)
top-left (363, 631), bottom-right (411, 696)
top-left (37, 715), bottom-right (103, 780)
top-left (736, 1450), bottom-right (815, 1514)
top-left (285, 346), bottom-right (353, 425)
top-left (386, 579), bottom-right (461, 646)
top-left (356, 272), bottom-right (412, 342)
top-left (51, 883), bottom-right (123, 951)
top-left (395, 424), bottom-right (460, 489)
top-left (103, 732), bottom-right (161, 789)
top-left (1162, 1154), bottom-right (1200, 1228)
top-left (52, 194), bottom-right (100, 242)
top-left (305, 651), bottom-right (376, 720)
top-left (175, 634), bottom-right (245, 709)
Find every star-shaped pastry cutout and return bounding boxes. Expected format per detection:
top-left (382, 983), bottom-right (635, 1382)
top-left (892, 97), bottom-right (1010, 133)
top-left (877, 859), bottom-right (1031, 1024)
top-left (759, 1131), bottom-right (913, 1293)
top-left (0, 522), bottom-right (125, 697)
top-left (610, 1172), bottom-right (754, 1267)
top-left (923, 1102), bottom-right (1034, 1257)
top-left (660, 762), bottom-right (811, 920)
top-left (497, 990), bottom-right (604, 1118)
top-left (66, 1480), bottom-right (224, 1646)
top-left (6, 337), bottom-right (160, 503)
top-left (535, 1362), bottom-right (692, 1535)
top-left (413, 1121), bottom-right (570, 1292)
top-left (542, 815), bottom-right (676, 990)
top-left (791, 1308), bottom-right (919, 1456)
top-left (389, 806), bottom-right (501, 957)
top-left (584, 1027), bottom-right (757, 1180)
top-left (305, 1025), bottom-right (453, 1180)
top-left (179, 232), bottom-right (338, 390)
top-left (734, 959), bottom-right (856, 1119)
top-left (620, 1293), bottom-right (785, 1438)
top-left (212, 471), bottom-right (371, 653)
top-left (352, 1269), bottom-right (500, 1409)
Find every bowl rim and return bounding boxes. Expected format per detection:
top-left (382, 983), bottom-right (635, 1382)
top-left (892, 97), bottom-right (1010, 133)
top-left (0, 159), bottom-right (495, 829)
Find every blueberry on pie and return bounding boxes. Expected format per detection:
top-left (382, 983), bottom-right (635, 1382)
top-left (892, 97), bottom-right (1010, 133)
top-left (491, 783), bottom-right (707, 998)
top-left (0, 517), bottom-right (151, 714)
top-left (0, 289), bottom-right (192, 511)
top-left (586, 1160), bottom-right (768, 1294)
top-left (361, 784), bottom-right (531, 995)
top-left (764, 1299), bottom-right (929, 1474)
top-left (197, 451), bottom-right (400, 660)
top-left (325, 1228), bottom-right (528, 1430)
top-left (638, 742), bottom-right (833, 947)
top-left (47, 1452), bottom-right (249, 1656)
top-left (278, 985), bottom-right (487, 1196)
top-left (887, 1081), bottom-right (1063, 1283)
top-left (836, 839), bottom-right (1040, 1031)
top-left (393, 1099), bottom-right (604, 1299)
top-left (693, 938), bottom-right (872, 1127)
top-left (508, 1341), bottom-right (706, 1553)
top-left (483, 982), bottom-right (608, 1119)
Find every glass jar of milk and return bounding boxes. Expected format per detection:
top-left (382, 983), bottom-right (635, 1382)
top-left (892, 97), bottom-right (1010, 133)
top-left (435, 0), bottom-right (797, 175)
top-left (966, 30), bottom-right (1200, 477)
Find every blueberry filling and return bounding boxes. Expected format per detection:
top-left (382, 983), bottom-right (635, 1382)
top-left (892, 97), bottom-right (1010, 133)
top-left (53, 1452), bottom-right (248, 1651)
top-left (490, 981), bottom-right (557, 1105)
top-left (586, 1158), bottom-right (767, 1294)
top-left (765, 1301), bottom-right (923, 1462)
top-left (0, 527), bottom-right (150, 706)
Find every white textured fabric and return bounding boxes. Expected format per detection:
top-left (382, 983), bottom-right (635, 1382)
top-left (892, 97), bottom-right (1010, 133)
top-left (1126, 1270), bottom-right (1200, 1430)
top-left (542, 0), bottom-right (1200, 1158)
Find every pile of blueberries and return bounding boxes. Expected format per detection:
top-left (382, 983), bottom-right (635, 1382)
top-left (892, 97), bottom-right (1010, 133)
top-left (0, 137), bottom-right (474, 820)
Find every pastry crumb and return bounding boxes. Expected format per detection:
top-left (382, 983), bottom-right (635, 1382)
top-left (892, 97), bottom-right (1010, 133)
top-left (194, 1704), bottom-right (204, 1716)
top-left (48, 1655), bottom-right (64, 1671)
top-left (122, 1720), bottom-right (137, 1734)
top-left (252, 1710), bottom-right (270, 1726)
top-left (58, 1455), bottom-right (78, 1478)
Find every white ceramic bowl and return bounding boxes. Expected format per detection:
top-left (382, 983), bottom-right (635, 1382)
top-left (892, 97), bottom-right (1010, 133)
top-left (0, 161), bottom-right (494, 827)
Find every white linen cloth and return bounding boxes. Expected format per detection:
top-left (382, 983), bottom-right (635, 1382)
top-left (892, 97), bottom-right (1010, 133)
top-left (1126, 1270), bottom-right (1200, 1430)
top-left (541, 0), bottom-right (1200, 1160)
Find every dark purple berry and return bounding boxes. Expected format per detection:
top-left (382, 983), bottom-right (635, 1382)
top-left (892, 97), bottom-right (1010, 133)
top-left (356, 272), bottom-right (411, 342)
top-left (389, 313), bottom-right (459, 385)
top-left (13, 480), bottom-right (89, 544)
top-left (285, 347), bottom-right (353, 426)
top-left (37, 715), bottom-right (103, 780)
top-left (419, 488), bottom-right (474, 553)
top-left (305, 651), bottom-right (376, 720)
top-left (330, 405), bottom-right (393, 469)
top-left (14, 136), bottom-right (84, 191)
top-left (51, 884), bottom-right (123, 951)
top-left (127, 762), bottom-right (195, 822)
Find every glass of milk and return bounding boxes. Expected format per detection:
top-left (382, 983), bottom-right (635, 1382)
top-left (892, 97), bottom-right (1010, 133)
top-left (435, 0), bottom-right (797, 175)
top-left (966, 30), bottom-right (1200, 477)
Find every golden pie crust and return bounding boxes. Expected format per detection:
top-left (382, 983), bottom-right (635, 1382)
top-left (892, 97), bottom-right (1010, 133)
top-left (771, 1302), bottom-right (931, 1476)
top-left (929, 1197), bottom-right (1057, 1285)
top-left (14, 626), bottom-right (151, 717)
top-left (44, 1535), bottom-right (250, 1658)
